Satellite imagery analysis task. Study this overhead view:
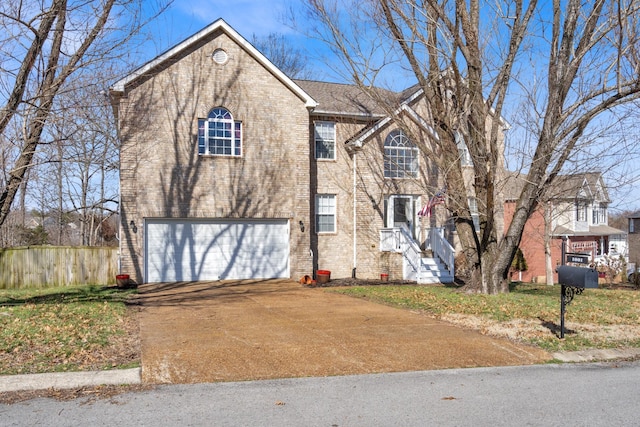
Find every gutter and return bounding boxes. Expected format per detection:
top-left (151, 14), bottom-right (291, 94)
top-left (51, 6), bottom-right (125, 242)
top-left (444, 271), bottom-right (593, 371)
top-left (311, 110), bottom-right (386, 121)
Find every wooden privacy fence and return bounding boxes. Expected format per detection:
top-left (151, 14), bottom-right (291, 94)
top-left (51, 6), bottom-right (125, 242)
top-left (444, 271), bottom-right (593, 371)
top-left (0, 246), bottom-right (118, 289)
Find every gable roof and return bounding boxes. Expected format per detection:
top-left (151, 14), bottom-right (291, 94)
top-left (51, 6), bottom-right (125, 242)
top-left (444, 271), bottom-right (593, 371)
top-left (345, 87), bottom-right (440, 149)
top-left (549, 173), bottom-right (607, 200)
top-left (503, 171), bottom-right (611, 203)
top-left (110, 19), bottom-right (317, 109)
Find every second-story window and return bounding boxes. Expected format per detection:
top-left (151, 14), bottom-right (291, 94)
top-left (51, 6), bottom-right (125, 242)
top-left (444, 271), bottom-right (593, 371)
top-left (592, 203), bottom-right (607, 224)
top-left (576, 202), bottom-right (587, 222)
top-left (315, 121), bottom-right (336, 160)
top-left (198, 107), bottom-right (242, 157)
top-left (384, 130), bottom-right (418, 178)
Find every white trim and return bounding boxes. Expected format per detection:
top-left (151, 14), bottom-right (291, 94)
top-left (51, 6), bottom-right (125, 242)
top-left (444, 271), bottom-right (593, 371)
top-left (348, 103), bottom-right (438, 149)
top-left (347, 85), bottom-right (509, 149)
top-left (312, 110), bottom-right (386, 120)
top-left (110, 19), bottom-right (317, 109)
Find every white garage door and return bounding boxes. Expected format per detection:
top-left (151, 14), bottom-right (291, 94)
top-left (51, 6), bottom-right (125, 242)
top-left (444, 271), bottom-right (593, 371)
top-left (145, 219), bottom-right (290, 283)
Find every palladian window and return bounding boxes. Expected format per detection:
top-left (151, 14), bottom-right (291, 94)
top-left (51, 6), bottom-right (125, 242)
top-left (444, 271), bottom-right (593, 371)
top-left (198, 107), bottom-right (242, 156)
top-left (384, 130), bottom-right (418, 178)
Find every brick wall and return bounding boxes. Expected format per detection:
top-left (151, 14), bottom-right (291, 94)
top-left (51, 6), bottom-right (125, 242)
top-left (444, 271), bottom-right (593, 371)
top-left (116, 31), bottom-right (312, 283)
top-left (504, 200), bottom-right (562, 283)
top-left (310, 116), bottom-right (438, 280)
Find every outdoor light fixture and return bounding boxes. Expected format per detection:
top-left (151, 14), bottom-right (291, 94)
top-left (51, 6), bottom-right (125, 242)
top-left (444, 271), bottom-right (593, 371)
top-left (129, 220), bottom-right (137, 233)
top-left (299, 220), bottom-right (305, 232)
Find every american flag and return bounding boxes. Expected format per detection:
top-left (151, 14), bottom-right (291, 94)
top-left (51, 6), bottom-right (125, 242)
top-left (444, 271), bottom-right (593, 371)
top-left (418, 190), bottom-right (446, 218)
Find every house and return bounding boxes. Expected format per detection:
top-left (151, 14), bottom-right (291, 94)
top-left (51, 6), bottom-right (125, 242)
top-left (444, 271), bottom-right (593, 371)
top-left (503, 171), bottom-right (626, 283)
top-left (110, 19), bottom-right (500, 284)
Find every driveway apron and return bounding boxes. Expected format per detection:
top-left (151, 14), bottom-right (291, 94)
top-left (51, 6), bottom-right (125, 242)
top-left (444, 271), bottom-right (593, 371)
top-left (134, 280), bottom-right (551, 384)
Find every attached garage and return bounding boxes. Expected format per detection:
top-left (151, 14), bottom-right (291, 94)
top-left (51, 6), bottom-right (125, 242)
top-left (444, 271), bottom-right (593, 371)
top-left (144, 218), bottom-right (290, 283)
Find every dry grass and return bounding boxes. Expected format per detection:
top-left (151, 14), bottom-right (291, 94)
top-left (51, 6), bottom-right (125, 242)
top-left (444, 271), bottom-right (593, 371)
top-left (329, 280), bottom-right (640, 352)
top-left (0, 285), bottom-right (140, 375)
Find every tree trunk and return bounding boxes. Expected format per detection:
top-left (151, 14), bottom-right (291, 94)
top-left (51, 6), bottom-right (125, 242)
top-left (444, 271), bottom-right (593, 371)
top-left (463, 232), bottom-right (510, 294)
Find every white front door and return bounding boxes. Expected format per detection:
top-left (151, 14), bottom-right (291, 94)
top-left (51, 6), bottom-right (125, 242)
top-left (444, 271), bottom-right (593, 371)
top-left (386, 195), bottom-right (416, 238)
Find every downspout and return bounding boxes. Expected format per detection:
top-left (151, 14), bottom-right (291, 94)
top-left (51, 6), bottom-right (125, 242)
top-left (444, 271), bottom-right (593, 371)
top-left (352, 150), bottom-right (357, 278)
top-left (117, 181), bottom-right (122, 274)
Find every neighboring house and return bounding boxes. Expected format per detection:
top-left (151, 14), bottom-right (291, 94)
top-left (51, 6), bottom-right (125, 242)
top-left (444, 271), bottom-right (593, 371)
top-left (503, 172), bottom-right (625, 283)
top-left (110, 19), bottom-right (505, 285)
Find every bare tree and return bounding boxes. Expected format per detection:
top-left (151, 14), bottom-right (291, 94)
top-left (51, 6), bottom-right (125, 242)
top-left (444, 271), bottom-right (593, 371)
top-left (0, 0), bottom-right (170, 230)
top-left (51, 73), bottom-right (119, 245)
top-left (301, 0), bottom-right (640, 293)
top-left (251, 32), bottom-right (313, 79)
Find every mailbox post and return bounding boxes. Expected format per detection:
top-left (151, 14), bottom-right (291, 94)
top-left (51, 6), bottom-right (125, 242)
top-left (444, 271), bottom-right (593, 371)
top-left (557, 265), bottom-right (598, 338)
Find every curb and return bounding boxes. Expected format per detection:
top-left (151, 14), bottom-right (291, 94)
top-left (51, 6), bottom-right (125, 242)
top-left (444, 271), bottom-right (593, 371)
top-left (552, 348), bottom-right (640, 363)
top-left (2, 348), bottom-right (639, 393)
top-left (0, 368), bottom-right (141, 393)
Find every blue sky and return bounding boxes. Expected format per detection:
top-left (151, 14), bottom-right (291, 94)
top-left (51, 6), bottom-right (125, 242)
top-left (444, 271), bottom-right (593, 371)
top-left (145, 0), bottom-right (294, 48)
top-left (138, 0), bottom-right (343, 82)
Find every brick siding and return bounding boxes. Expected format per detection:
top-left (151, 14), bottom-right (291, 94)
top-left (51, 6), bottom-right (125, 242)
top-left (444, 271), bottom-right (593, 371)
top-left (116, 32), bottom-right (312, 283)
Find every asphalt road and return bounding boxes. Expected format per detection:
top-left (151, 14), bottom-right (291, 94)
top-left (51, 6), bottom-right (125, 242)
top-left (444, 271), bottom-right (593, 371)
top-left (1, 361), bottom-right (638, 426)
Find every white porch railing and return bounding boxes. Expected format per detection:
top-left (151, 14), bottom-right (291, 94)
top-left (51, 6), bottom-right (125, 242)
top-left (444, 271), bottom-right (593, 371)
top-left (380, 226), bottom-right (455, 281)
top-left (380, 228), bottom-right (402, 253)
top-left (428, 227), bottom-right (455, 277)
top-left (379, 226), bottom-right (421, 277)
top-left (398, 226), bottom-right (422, 279)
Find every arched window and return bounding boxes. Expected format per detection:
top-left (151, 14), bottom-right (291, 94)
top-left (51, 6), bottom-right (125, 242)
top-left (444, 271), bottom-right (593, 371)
top-left (198, 107), bottom-right (242, 156)
top-left (384, 130), bottom-right (418, 178)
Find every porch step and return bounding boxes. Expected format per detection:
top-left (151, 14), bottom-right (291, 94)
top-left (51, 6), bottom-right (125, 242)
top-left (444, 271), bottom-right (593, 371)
top-left (417, 257), bottom-right (454, 285)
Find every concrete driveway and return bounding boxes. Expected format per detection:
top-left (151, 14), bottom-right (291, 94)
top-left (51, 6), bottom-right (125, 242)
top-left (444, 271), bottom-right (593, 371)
top-left (134, 280), bottom-right (550, 384)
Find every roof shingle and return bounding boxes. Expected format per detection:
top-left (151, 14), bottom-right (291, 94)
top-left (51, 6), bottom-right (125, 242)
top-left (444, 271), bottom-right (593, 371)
top-left (294, 79), bottom-right (399, 118)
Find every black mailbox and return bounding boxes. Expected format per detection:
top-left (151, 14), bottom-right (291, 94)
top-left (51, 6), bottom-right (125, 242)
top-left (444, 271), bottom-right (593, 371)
top-left (557, 265), bottom-right (599, 289)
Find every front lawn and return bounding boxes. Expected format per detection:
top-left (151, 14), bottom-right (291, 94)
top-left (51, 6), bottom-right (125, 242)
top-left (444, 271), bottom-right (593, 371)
top-left (0, 285), bottom-right (139, 375)
top-left (329, 283), bottom-right (640, 352)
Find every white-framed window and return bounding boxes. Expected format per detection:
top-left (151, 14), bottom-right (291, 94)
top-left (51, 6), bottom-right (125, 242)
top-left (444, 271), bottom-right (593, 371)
top-left (592, 203), bottom-right (607, 224)
top-left (314, 121), bottom-right (336, 160)
top-left (198, 107), bottom-right (242, 156)
top-left (455, 132), bottom-right (472, 167)
top-left (384, 129), bottom-right (418, 178)
top-left (468, 197), bottom-right (480, 231)
top-left (576, 201), bottom-right (587, 222)
top-left (630, 219), bottom-right (636, 233)
top-left (315, 194), bottom-right (336, 233)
